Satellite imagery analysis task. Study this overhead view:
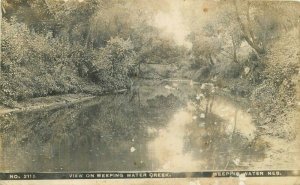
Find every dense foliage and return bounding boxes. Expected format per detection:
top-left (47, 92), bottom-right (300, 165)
top-left (0, 0), bottom-right (182, 106)
top-left (1, 19), bottom-right (84, 106)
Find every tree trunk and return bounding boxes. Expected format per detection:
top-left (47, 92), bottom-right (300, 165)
top-left (231, 35), bottom-right (238, 63)
top-left (233, 0), bottom-right (265, 55)
top-left (209, 54), bottom-right (215, 66)
top-left (138, 62), bottom-right (141, 77)
top-left (85, 28), bottom-right (91, 49)
top-left (230, 109), bottom-right (238, 143)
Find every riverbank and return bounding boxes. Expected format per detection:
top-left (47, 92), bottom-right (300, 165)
top-left (0, 93), bottom-right (96, 116)
top-left (0, 83), bottom-right (130, 116)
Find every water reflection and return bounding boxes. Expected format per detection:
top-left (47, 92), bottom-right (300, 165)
top-left (148, 110), bottom-right (200, 171)
top-left (0, 81), bottom-right (266, 172)
top-left (1, 95), bottom-right (151, 172)
top-left (148, 95), bottom-right (264, 171)
top-left (211, 97), bottom-right (256, 140)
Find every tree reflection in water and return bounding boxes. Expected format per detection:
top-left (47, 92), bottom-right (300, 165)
top-left (0, 81), bottom-right (266, 172)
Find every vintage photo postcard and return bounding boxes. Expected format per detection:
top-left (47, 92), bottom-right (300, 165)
top-left (0, 0), bottom-right (299, 184)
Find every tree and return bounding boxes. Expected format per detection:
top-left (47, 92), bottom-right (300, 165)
top-left (188, 31), bottom-right (221, 66)
top-left (232, 0), bottom-right (265, 55)
top-left (232, 0), bottom-right (299, 56)
top-left (87, 37), bottom-right (136, 89)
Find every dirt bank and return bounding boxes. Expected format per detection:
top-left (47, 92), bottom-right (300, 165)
top-left (0, 94), bottom-right (96, 116)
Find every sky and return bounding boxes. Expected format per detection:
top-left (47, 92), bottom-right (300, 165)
top-left (63, 0), bottom-right (204, 48)
top-left (153, 0), bottom-right (192, 48)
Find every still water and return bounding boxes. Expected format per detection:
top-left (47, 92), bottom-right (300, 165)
top-left (0, 80), bottom-right (265, 172)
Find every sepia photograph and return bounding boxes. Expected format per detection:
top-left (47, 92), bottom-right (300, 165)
top-left (0, 0), bottom-right (299, 184)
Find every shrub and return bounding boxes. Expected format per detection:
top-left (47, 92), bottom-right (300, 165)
top-left (0, 19), bottom-right (84, 106)
top-left (89, 37), bottom-right (136, 90)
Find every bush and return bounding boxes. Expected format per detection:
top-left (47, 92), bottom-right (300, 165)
top-left (89, 37), bottom-right (136, 90)
top-left (0, 19), bottom-right (84, 106)
top-left (250, 63), bottom-right (297, 125)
